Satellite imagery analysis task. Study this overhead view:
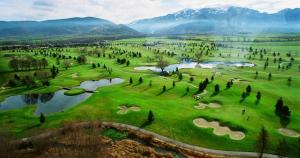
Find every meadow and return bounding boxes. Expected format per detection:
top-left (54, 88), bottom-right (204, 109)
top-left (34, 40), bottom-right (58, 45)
top-left (0, 35), bottom-right (299, 157)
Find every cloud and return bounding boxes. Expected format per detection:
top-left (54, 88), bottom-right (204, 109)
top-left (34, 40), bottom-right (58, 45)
top-left (0, 0), bottom-right (299, 23)
top-left (32, 0), bottom-right (55, 12)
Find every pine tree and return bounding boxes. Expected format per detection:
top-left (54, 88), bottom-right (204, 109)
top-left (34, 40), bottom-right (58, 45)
top-left (139, 77), bottom-right (143, 83)
top-left (256, 91), bottom-right (261, 100)
top-left (40, 113), bottom-right (45, 124)
top-left (162, 85), bottom-right (166, 92)
top-left (214, 84), bottom-right (220, 93)
top-left (256, 126), bottom-right (268, 158)
top-left (147, 110), bottom-right (154, 123)
top-left (246, 85), bottom-right (252, 94)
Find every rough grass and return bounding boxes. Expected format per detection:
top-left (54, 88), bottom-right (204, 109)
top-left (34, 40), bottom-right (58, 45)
top-left (100, 128), bottom-right (128, 141)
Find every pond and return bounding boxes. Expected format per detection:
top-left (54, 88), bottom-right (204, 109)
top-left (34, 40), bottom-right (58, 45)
top-left (77, 78), bottom-right (124, 91)
top-left (134, 61), bottom-right (255, 73)
top-left (0, 78), bottom-right (124, 115)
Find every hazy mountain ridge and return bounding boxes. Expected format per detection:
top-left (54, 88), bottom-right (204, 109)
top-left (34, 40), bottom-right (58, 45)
top-left (0, 17), bottom-right (140, 38)
top-left (0, 7), bottom-right (300, 38)
top-left (129, 7), bottom-right (300, 34)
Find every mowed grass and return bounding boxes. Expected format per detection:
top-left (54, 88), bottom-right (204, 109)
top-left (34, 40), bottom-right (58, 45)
top-left (0, 35), bottom-right (300, 157)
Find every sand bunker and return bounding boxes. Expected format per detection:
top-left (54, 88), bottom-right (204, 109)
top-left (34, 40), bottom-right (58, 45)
top-left (194, 90), bottom-right (207, 100)
top-left (193, 118), bottom-right (245, 140)
top-left (70, 73), bottom-right (79, 78)
top-left (230, 78), bottom-right (248, 83)
top-left (117, 105), bottom-right (141, 115)
top-left (278, 128), bottom-right (300, 138)
top-left (194, 102), bottom-right (221, 110)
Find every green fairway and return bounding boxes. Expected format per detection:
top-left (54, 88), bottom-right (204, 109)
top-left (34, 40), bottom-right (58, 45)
top-left (0, 34), bottom-right (300, 157)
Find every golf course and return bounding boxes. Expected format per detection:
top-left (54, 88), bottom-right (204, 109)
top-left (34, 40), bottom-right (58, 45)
top-left (0, 34), bottom-right (299, 157)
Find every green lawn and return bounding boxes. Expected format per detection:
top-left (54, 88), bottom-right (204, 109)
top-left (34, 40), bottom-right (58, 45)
top-left (0, 35), bottom-right (300, 157)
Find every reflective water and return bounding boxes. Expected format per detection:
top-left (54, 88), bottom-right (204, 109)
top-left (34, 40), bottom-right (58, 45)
top-left (0, 78), bottom-right (124, 115)
top-left (78, 78), bottom-right (124, 91)
top-left (0, 91), bottom-right (91, 115)
top-left (135, 61), bottom-right (255, 73)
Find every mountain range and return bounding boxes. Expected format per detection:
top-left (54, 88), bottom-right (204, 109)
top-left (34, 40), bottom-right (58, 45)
top-left (129, 7), bottom-right (300, 34)
top-left (0, 7), bottom-right (300, 38)
top-left (0, 17), bottom-right (139, 38)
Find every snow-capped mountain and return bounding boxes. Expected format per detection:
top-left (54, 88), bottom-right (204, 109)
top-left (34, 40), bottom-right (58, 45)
top-left (128, 7), bottom-right (300, 34)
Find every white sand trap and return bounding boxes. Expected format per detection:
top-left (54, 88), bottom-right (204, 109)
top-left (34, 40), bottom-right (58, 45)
top-left (194, 90), bottom-right (208, 100)
top-left (193, 118), bottom-right (245, 140)
top-left (208, 103), bottom-right (221, 108)
top-left (70, 73), bottom-right (79, 78)
top-left (194, 102), bottom-right (221, 110)
top-left (278, 128), bottom-right (300, 138)
top-left (117, 105), bottom-right (141, 115)
top-left (230, 78), bottom-right (248, 83)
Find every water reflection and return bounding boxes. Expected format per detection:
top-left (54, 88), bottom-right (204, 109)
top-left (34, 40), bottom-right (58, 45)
top-left (0, 78), bottom-right (124, 115)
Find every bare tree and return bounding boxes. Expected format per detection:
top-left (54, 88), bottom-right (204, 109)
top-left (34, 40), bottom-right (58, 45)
top-left (63, 59), bottom-right (71, 70)
top-left (157, 58), bottom-right (168, 73)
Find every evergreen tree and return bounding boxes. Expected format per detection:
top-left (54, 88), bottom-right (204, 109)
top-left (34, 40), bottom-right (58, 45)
top-left (241, 92), bottom-right (247, 100)
top-left (189, 77), bottom-right (194, 82)
top-left (178, 73), bottom-right (183, 81)
top-left (287, 77), bottom-right (292, 86)
top-left (226, 81), bottom-right (231, 89)
top-left (40, 113), bottom-right (45, 124)
top-left (147, 110), bottom-right (154, 123)
top-left (139, 77), bottom-right (143, 83)
top-left (214, 84), bottom-right (220, 93)
top-left (256, 91), bottom-right (261, 100)
top-left (256, 126), bottom-right (268, 158)
top-left (162, 85), bottom-right (166, 92)
top-left (246, 85), bottom-right (252, 94)
top-left (211, 75), bottom-right (214, 81)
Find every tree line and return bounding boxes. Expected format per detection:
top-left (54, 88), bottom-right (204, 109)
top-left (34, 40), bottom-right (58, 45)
top-left (9, 57), bottom-right (48, 71)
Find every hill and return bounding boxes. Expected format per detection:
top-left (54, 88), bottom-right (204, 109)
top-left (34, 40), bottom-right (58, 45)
top-left (0, 17), bottom-right (141, 38)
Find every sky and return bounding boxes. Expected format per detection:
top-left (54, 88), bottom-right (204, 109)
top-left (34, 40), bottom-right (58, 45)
top-left (0, 0), bottom-right (300, 24)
